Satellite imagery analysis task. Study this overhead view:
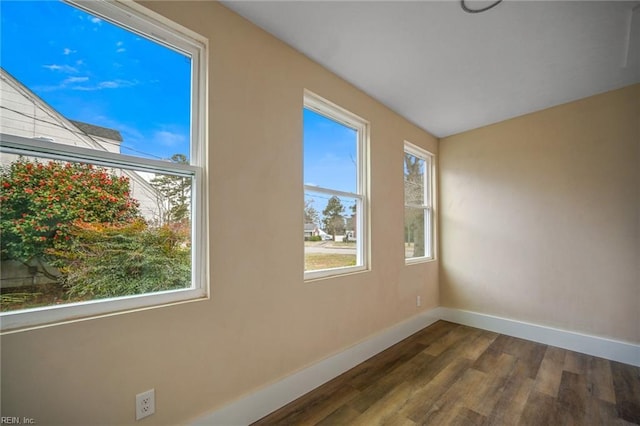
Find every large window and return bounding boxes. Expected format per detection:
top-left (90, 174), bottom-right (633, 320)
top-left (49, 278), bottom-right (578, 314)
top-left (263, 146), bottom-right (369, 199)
top-left (0, 0), bottom-right (208, 330)
top-left (303, 91), bottom-right (369, 279)
top-left (404, 142), bottom-right (434, 262)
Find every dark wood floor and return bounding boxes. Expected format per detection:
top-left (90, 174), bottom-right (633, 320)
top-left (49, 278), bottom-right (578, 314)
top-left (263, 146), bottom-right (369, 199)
top-left (253, 321), bottom-right (640, 425)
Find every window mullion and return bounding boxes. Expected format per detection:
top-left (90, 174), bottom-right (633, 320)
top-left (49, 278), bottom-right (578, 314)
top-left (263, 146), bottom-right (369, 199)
top-left (404, 202), bottom-right (429, 209)
top-left (304, 185), bottom-right (360, 200)
top-left (0, 133), bottom-right (197, 177)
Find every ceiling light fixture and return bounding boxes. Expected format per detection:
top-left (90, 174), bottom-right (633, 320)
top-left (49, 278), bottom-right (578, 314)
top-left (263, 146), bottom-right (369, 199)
top-left (461, 0), bottom-right (503, 14)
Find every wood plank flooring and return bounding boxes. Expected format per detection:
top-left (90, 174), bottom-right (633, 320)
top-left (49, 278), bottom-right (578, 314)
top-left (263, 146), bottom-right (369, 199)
top-left (252, 321), bottom-right (640, 425)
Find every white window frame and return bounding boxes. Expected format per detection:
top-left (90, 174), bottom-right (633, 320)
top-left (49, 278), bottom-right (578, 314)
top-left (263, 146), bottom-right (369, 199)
top-left (404, 142), bottom-right (435, 264)
top-left (303, 90), bottom-right (369, 280)
top-left (0, 0), bottom-right (208, 331)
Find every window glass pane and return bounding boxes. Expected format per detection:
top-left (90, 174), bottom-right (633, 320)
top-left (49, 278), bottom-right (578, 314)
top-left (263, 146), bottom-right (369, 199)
top-left (303, 108), bottom-right (357, 194)
top-left (405, 207), bottom-right (428, 259)
top-left (404, 153), bottom-right (425, 205)
top-left (0, 0), bottom-right (192, 161)
top-left (304, 190), bottom-right (358, 271)
top-left (0, 154), bottom-right (192, 312)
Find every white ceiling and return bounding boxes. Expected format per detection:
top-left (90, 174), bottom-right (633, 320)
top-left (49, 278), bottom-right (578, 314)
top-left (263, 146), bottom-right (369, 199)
top-left (222, 0), bottom-right (640, 137)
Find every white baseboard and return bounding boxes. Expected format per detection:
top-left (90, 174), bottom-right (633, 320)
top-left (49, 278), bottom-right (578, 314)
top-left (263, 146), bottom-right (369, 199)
top-left (192, 309), bottom-right (441, 426)
top-left (435, 307), bottom-right (640, 367)
top-left (193, 307), bottom-right (639, 425)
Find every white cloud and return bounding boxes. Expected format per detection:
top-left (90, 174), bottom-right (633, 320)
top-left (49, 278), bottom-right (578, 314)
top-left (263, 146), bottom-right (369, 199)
top-left (98, 80), bottom-right (135, 89)
top-left (90, 17), bottom-right (101, 24)
top-left (43, 64), bottom-right (78, 73)
top-left (154, 130), bottom-right (186, 147)
top-left (63, 76), bottom-right (89, 84)
top-left (116, 41), bottom-right (124, 47)
top-left (33, 75), bottom-right (90, 92)
top-left (63, 48), bottom-right (76, 55)
top-left (116, 48), bottom-right (126, 53)
top-left (71, 79), bottom-right (138, 91)
top-left (98, 81), bottom-right (119, 89)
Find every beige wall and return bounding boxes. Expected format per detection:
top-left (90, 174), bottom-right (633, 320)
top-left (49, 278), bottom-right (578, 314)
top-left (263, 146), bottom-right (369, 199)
top-left (0, 2), bottom-right (438, 424)
top-left (440, 84), bottom-right (640, 343)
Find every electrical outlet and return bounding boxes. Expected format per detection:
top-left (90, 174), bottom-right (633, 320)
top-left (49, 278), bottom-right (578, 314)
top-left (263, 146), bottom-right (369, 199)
top-left (416, 295), bottom-right (421, 307)
top-left (136, 389), bottom-right (155, 420)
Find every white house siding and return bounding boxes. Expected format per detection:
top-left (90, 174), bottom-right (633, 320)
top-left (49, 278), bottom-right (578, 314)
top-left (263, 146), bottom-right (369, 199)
top-left (1, 78), bottom-right (101, 148)
top-left (129, 177), bottom-right (165, 225)
top-left (90, 135), bottom-right (123, 154)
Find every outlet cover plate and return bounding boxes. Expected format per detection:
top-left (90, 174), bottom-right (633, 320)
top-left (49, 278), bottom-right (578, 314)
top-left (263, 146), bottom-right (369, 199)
top-left (136, 389), bottom-right (155, 420)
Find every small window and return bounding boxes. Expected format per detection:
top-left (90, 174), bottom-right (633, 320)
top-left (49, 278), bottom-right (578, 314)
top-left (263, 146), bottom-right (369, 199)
top-left (0, 0), bottom-right (208, 330)
top-left (303, 91), bottom-right (369, 279)
top-left (404, 142), bottom-right (434, 263)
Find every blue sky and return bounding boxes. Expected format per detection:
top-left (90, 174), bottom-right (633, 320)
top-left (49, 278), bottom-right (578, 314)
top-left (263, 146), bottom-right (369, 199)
top-left (0, 0), bottom-right (191, 160)
top-left (303, 108), bottom-right (357, 193)
top-left (1, 1), bottom-right (357, 220)
top-left (303, 108), bottom-right (358, 219)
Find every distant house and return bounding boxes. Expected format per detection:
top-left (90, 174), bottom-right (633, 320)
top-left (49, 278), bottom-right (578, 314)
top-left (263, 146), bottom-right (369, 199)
top-left (0, 67), bottom-right (162, 222)
top-left (304, 223), bottom-right (319, 239)
top-left (304, 223), bottom-right (333, 241)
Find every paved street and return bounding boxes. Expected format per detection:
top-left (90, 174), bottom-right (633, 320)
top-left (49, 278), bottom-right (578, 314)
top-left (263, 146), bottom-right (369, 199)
top-left (304, 242), bottom-right (356, 255)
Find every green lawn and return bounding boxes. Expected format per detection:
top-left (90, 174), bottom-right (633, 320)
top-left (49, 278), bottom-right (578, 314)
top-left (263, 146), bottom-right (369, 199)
top-left (304, 253), bottom-right (356, 271)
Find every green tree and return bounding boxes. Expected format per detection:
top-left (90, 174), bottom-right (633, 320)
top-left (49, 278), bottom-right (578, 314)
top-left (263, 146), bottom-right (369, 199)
top-left (322, 196), bottom-right (345, 238)
top-left (48, 220), bottom-right (190, 299)
top-left (1, 158), bottom-right (192, 310)
top-left (151, 153), bottom-right (191, 224)
top-left (304, 199), bottom-right (320, 226)
top-left (0, 158), bottom-right (139, 277)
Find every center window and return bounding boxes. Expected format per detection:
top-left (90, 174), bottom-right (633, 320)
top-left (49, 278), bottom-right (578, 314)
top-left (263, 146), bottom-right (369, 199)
top-left (303, 91), bottom-right (369, 279)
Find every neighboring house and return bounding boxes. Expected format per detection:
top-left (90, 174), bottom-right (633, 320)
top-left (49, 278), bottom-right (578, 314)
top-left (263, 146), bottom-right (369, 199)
top-left (68, 119), bottom-right (124, 154)
top-left (304, 223), bottom-right (319, 239)
top-left (0, 67), bottom-right (162, 222)
top-left (304, 223), bottom-right (333, 241)
top-left (0, 67), bottom-right (165, 287)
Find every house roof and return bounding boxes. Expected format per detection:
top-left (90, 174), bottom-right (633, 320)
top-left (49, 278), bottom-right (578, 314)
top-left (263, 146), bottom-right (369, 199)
top-left (69, 120), bottom-right (123, 142)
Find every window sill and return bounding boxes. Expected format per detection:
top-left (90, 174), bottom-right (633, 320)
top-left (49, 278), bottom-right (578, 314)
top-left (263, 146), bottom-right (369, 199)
top-left (304, 265), bottom-right (370, 283)
top-left (405, 256), bottom-right (436, 266)
top-left (0, 288), bottom-right (208, 334)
